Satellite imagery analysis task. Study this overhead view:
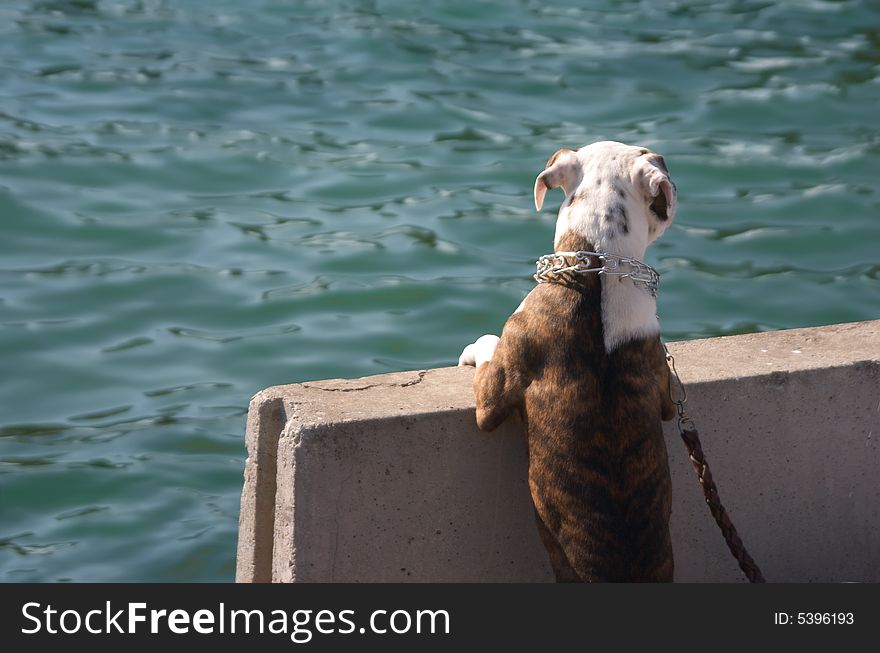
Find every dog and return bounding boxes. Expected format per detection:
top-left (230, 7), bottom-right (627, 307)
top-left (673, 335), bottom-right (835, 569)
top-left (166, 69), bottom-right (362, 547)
top-left (458, 141), bottom-right (677, 581)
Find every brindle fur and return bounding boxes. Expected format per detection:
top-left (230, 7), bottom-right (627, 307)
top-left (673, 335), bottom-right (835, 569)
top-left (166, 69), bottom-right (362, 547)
top-left (474, 230), bottom-right (676, 582)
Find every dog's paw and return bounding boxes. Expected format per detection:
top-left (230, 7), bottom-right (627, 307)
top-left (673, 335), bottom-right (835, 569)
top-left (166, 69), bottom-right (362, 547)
top-left (457, 344), bottom-right (477, 367)
top-left (457, 334), bottom-right (500, 368)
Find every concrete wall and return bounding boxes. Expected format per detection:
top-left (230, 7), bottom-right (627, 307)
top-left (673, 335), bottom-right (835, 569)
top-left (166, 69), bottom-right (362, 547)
top-left (236, 320), bottom-right (880, 583)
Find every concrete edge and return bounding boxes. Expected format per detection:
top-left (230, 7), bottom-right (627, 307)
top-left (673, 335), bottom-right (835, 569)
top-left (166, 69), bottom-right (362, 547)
top-left (235, 392), bottom-right (287, 582)
top-left (235, 319), bottom-right (880, 582)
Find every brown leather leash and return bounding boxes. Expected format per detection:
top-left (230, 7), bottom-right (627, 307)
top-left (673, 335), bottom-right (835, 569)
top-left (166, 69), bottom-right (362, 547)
top-left (665, 345), bottom-right (767, 583)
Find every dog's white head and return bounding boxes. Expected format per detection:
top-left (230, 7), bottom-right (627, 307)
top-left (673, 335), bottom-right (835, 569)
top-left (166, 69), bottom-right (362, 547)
top-left (534, 141), bottom-right (676, 256)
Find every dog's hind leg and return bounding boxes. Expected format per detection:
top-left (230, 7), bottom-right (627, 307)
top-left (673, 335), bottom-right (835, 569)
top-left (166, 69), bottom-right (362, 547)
top-left (533, 509), bottom-right (582, 582)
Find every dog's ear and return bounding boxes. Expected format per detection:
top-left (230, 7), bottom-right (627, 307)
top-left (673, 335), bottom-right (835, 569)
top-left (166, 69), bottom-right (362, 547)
top-left (634, 153), bottom-right (676, 222)
top-left (534, 148), bottom-right (579, 211)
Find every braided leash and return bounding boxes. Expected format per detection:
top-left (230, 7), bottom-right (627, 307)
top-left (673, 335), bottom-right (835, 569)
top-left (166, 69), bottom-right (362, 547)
top-left (678, 425), bottom-right (766, 583)
top-left (665, 345), bottom-right (766, 583)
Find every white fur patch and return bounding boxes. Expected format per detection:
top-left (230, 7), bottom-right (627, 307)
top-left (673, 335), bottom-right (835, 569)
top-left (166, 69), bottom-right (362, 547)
top-left (599, 274), bottom-right (660, 352)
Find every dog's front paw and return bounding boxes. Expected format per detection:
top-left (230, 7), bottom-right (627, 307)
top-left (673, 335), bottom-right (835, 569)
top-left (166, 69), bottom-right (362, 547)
top-left (458, 334), bottom-right (500, 368)
top-left (457, 344), bottom-right (477, 367)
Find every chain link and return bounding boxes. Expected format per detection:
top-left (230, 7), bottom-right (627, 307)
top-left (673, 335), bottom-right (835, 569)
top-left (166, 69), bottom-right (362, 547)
top-left (663, 342), bottom-right (695, 432)
top-left (534, 251), bottom-right (660, 297)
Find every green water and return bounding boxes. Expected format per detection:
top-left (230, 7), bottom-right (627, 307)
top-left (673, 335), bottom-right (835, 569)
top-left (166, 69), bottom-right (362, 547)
top-left (1, 0), bottom-right (878, 582)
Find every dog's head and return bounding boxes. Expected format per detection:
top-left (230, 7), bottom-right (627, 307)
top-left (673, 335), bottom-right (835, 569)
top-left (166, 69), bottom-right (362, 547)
top-left (533, 141), bottom-right (676, 254)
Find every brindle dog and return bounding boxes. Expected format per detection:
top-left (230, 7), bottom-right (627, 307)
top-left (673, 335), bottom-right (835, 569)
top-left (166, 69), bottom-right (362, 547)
top-left (459, 141), bottom-right (677, 582)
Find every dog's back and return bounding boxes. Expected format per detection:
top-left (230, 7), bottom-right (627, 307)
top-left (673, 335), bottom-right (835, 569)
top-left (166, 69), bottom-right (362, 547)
top-left (479, 233), bottom-right (673, 582)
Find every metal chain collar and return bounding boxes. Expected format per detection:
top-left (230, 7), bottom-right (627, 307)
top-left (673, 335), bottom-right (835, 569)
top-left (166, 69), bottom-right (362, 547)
top-left (534, 251), bottom-right (660, 297)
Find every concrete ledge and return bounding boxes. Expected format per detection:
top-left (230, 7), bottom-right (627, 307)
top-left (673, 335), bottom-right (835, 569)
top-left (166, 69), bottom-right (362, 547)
top-left (236, 320), bottom-right (880, 582)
